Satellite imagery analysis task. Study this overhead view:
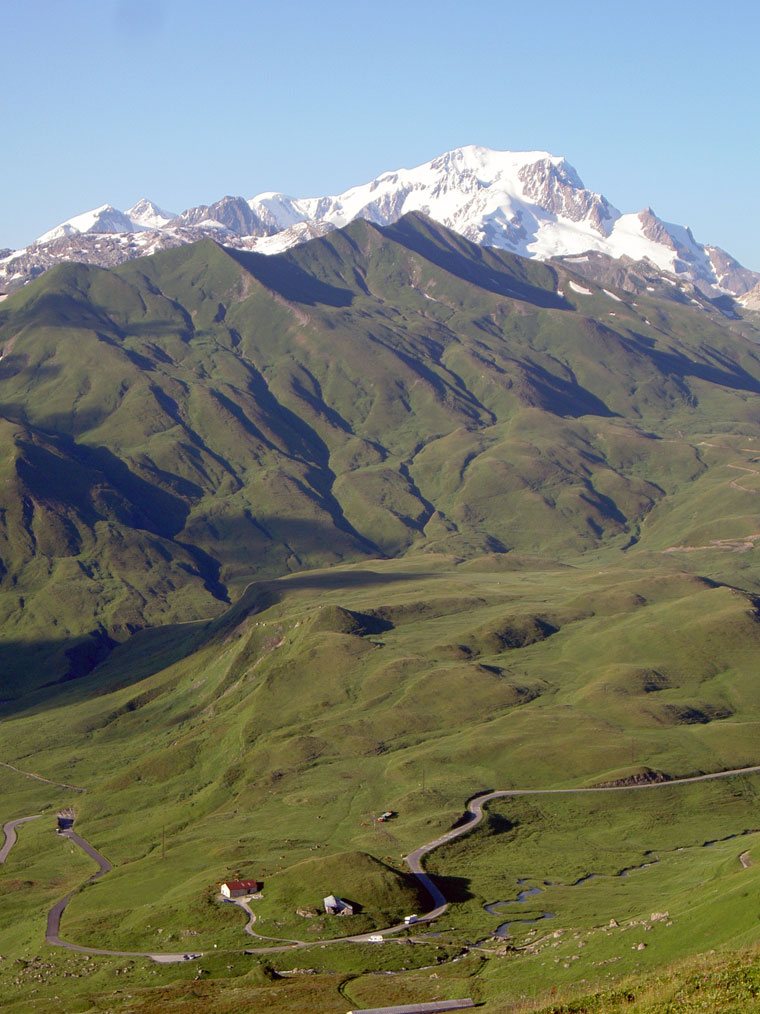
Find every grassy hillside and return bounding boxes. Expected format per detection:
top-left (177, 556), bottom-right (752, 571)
top-left (0, 215), bottom-right (759, 693)
top-left (1, 217), bottom-right (760, 1011)
top-left (2, 547), bottom-right (760, 1009)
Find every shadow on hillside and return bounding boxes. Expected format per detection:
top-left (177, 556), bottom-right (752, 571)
top-left (0, 353), bottom-right (53, 383)
top-left (205, 566), bottom-right (444, 644)
top-left (9, 431), bottom-right (232, 596)
top-left (0, 620), bottom-right (209, 719)
top-left (518, 359), bottom-right (617, 417)
top-left (2, 629), bottom-right (118, 702)
top-left (213, 565), bottom-right (442, 624)
top-left (263, 567), bottom-right (442, 594)
top-left (224, 247), bottom-right (354, 307)
top-left (628, 331), bottom-right (760, 393)
top-left (383, 215), bottom-right (571, 310)
top-left (424, 873), bottom-right (474, 905)
top-left (0, 559), bottom-right (444, 717)
top-left (16, 434), bottom-right (192, 536)
top-left (178, 510), bottom-right (384, 583)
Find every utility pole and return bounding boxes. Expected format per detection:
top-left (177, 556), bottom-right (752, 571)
top-left (162, 825), bottom-right (166, 861)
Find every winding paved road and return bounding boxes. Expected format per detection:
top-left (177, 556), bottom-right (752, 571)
top-left (0, 814), bottom-right (41, 863)
top-left (407, 762), bottom-right (760, 920)
top-left (45, 830), bottom-right (194, 962)
top-left (237, 763), bottom-right (760, 953)
top-left (38, 762), bottom-right (760, 960)
top-left (405, 763), bottom-right (760, 922)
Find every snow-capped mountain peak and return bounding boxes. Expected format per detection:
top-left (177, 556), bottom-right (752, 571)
top-left (126, 198), bottom-right (176, 230)
top-left (516, 157), bottom-right (617, 235)
top-left (3, 146), bottom-right (757, 300)
top-left (34, 199), bottom-right (175, 245)
top-left (244, 146), bottom-right (621, 258)
top-left (247, 192), bottom-right (311, 231)
top-left (36, 204), bottom-right (136, 244)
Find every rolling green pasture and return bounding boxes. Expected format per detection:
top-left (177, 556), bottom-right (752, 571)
top-left (2, 546), bottom-right (760, 1010)
top-left (1, 219), bottom-right (760, 1009)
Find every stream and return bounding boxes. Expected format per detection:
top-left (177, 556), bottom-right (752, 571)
top-left (484, 827), bottom-right (759, 939)
top-left (484, 879), bottom-right (556, 938)
top-left (484, 859), bottom-right (661, 939)
top-left (485, 860), bottom-right (660, 938)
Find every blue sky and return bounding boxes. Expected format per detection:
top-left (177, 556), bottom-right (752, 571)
top-left (2, 0), bottom-right (759, 268)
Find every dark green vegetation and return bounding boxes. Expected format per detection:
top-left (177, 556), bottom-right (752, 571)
top-left (1, 215), bottom-right (760, 1011)
top-left (1, 212), bottom-right (760, 693)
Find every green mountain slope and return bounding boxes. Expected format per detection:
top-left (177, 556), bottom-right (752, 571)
top-left (2, 217), bottom-right (760, 1010)
top-left (2, 553), bottom-right (760, 1012)
top-left (1, 214), bottom-right (759, 694)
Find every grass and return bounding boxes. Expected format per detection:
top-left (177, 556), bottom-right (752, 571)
top-left (426, 784), bottom-right (760, 956)
top-left (2, 218), bottom-right (760, 1009)
top-left (1, 551), bottom-right (760, 1012)
top-left (0, 216), bottom-right (759, 694)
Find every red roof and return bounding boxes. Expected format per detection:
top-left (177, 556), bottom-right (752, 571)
top-left (223, 879), bottom-right (260, 891)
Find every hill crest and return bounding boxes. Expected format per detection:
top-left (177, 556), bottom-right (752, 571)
top-left (3, 146), bottom-right (757, 300)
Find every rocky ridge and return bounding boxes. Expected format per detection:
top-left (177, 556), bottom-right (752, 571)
top-left (2, 146), bottom-right (758, 300)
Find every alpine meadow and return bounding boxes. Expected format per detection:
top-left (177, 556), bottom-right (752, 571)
top-left (2, 205), bottom-right (760, 1014)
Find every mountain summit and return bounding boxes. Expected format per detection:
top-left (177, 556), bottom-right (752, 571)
top-left (247, 146), bottom-right (617, 249)
top-left (1, 146), bottom-right (757, 298)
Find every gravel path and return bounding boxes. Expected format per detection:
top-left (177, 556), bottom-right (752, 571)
top-left (0, 760), bottom-right (86, 792)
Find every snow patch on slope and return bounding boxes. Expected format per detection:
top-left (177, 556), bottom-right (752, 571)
top-left (569, 281), bottom-right (593, 295)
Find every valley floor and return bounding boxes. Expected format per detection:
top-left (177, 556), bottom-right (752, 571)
top-left (3, 547), bottom-right (760, 1011)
